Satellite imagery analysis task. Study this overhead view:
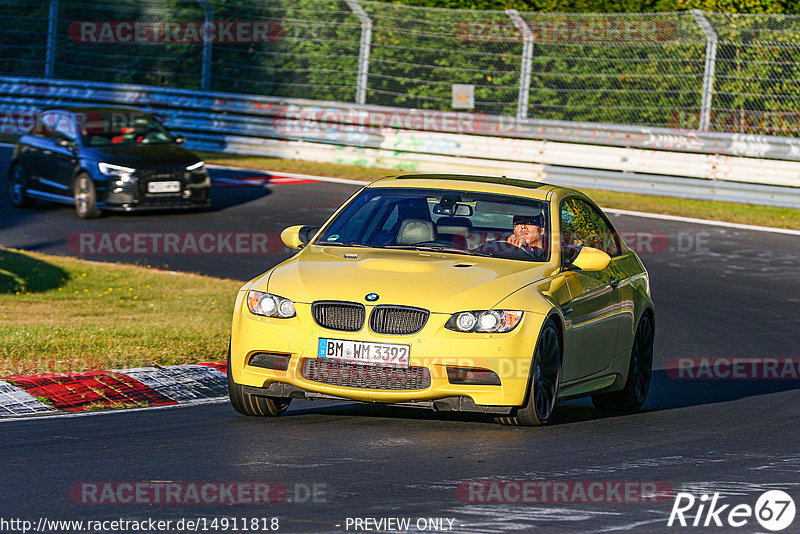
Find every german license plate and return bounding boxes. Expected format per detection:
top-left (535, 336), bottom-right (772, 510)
top-left (317, 338), bottom-right (410, 368)
top-left (148, 181), bottom-right (181, 193)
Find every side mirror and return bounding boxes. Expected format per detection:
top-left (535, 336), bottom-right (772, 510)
top-left (173, 135), bottom-right (185, 144)
top-left (280, 225), bottom-right (320, 249)
top-left (566, 246), bottom-right (611, 272)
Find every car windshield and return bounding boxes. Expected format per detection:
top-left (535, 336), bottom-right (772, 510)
top-left (314, 187), bottom-right (550, 262)
top-left (79, 112), bottom-right (174, 146)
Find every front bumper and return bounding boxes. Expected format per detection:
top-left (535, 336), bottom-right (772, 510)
top-left (100, 197), bottom-right (210, 212)
top-left (96, 170), bottom-right (211, 211)
top-left (230, 296), bottom-right (545, 408)
top-left (241, 382), bottom-right (513, 414)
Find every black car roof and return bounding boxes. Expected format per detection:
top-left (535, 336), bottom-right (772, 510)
top-left (47, 106), bottom-right (153, 115)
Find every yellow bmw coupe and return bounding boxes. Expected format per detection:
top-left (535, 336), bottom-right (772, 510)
top-left (228, 174), bottom-right (654, 426)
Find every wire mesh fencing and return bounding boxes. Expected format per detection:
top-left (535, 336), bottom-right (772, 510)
top-left (0, 0), bottom-right (51, 78)
top-left (2, 0), bottom-right (800, 136)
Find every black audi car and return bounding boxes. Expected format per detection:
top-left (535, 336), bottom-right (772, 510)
top-left (8, 107), bottom-right (210, 218)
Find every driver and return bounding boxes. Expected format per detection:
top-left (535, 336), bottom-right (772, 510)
top-left (506, 214), bottom-right (546, 257)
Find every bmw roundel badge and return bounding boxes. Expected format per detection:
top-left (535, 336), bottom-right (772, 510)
top-left (365, 293), bottom-right (379, 302)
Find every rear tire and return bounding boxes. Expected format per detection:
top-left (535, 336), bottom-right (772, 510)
top-left (497, 319), bottom-right (561, 426)
top-left (74, 173), bottom-right (100, 219)
top-left (8, 163), bottom-right (33, 208)
top-left (592, 313), bottom-right (654, 413)
top-left (227, 351), bottom-right (291, 417)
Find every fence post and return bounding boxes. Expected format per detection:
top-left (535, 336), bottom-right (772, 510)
top-left (346, 0), bottom-right (372, 105)
top-left (692, 10), bottom-right (718, 131)
top-left (506, 10), bottom-right (533, 120)
top-left (197, 0), bottom-right (214, 91)
top-left (45, 0), bottom-right (59, 78)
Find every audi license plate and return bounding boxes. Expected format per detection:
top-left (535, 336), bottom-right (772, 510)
top-left (148, 181), bottom-right (181, 193)
top-left (317, 338), bottom-right (410, 368)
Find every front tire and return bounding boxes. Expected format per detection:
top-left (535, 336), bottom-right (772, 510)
top-left (497, 319), bottom-right (561, 426)
top-left (592, 313), bottom-right (654, 413)
top-left (8, 163), bottom-right (33, 208)
top-left (74, 173), bottom-right (100, 219)
top-left (227, 351), bottom-right (291, 417)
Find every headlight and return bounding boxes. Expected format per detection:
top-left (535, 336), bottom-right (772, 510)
top-left (247, 290), bottom-right (296, 318)
top-left (186, 161), bottom-right (205, 171)
top-left (98, 162), bottom-right (135, 182)
top-left (445, 310), bottom-right (523, 333)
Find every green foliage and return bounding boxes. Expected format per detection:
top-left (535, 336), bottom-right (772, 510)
top-left (0, 0), bottom-right (798, 135)
top-left (387, 0), bottom-right (795, 12)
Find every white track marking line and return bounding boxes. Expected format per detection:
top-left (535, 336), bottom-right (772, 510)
top-left (209, 164), bottom-right (798, 236)
top-left (605, 208), bottom-right (800, 236)
top-left (2, 148), bottom-right (794, 235)
top-left (206, 164), bottom-right (368, 186)
top-left (0, 397), bottom-right (229, 423)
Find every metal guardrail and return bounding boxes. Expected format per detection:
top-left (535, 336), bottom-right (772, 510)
top-left (6, 2), bottom-right (800, 137)
top-left (1, 76), bottom-right (799, 208)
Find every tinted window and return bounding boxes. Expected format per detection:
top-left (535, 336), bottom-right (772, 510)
top-left (33, 112), bottom-right (58, 139)
top-left (560, 198), bottom-right (620, 257)
top-left (53, 113), bottom-right (78, 141)
top-left (315, 188), bottom-right (550, 262)
top-left (34, 112), bottom-right (77, 141)
top-left (79, 111), bottom-right (173, 146)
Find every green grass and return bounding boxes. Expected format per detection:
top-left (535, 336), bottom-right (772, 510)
top-left (0, 248), bottom-right (242, 376)
top-left (199, 152), bottom-right (800, 230)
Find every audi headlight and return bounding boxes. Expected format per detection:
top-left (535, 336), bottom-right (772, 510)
top-left (247, 290), bottom-right (295, 318)
top-left (98, 162), bottom-right (135, 182)
top-left (445, 310), bottom-right (523, 333)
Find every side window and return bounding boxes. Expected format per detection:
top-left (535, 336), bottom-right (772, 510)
top-left (34, 112), bottom-right (58, 139)
top-left (560, 198), bottom-right (620, 256)
top-left (53, 113), bottom-right (78, 141)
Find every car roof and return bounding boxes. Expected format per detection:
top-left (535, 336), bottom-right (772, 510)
top-left (367, 173), bottom-right (581, 201)
top-left (44, 106), bottom-right (153, 116)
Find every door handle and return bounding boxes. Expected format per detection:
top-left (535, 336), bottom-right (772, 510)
top-left (562, 307), bottom-right (573, 315)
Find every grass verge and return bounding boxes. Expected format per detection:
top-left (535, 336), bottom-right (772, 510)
top-left (0, 248), bottom-right (241, 376)
top-left (199, 152), bottom-right (800, 230)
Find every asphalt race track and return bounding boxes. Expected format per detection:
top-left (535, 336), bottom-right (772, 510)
top-left (1, 146), bottom-right (800, 533)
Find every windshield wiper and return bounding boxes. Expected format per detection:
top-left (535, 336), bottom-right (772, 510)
top-left (385, 245), bottom-right (492, 257)
top-left (315, 241), bottom-right (373, 248)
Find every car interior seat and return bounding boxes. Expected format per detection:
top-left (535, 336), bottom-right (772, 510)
top-left (396, 219), bottom-right (435, 245)
top-left (435, 216), bottom-right (473, 248)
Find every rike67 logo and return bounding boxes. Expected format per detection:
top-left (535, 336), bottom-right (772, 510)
top-left (668, 490), bottom-right (796, 531)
